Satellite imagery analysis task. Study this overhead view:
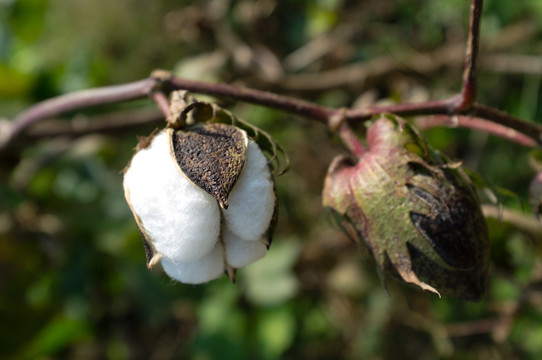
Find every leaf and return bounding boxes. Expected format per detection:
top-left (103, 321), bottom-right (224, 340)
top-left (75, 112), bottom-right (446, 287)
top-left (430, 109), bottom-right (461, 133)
top-left (244, 240), bottom-right (300, 306)
top-left (23, 316), bottom-right (89, 359)
top-left (257, 307), bottom-right (296, 357)
top-left (212, 104), bottom-right (290, 177)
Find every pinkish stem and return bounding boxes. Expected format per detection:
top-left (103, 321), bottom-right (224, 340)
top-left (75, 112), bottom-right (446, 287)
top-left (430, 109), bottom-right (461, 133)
top-left (338, 123), bottom-right (366, 158)
top-left (416, 115), bottom-right (537, 147)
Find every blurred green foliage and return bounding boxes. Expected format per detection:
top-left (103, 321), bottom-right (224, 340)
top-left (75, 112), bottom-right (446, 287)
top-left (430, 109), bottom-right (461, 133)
top-left (1, 0), bottom-right (542, 359)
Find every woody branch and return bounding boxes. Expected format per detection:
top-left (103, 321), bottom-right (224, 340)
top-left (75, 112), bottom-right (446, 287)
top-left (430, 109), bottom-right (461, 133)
top-left (2, 0), bottom-right (541, 152)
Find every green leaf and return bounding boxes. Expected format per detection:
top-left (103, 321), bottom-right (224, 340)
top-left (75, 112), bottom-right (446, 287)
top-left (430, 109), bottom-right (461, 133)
top-left (213, 105), bottom-right (290, 177)
top-left (23, 316), bottom-right (90, 359)
top-left (244, 240), bottom-right (300, 306)
top-left (257, 307), bottom-right (296, 358)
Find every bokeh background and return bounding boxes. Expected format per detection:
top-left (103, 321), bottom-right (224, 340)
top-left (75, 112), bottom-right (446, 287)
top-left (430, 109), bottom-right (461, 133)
top-left (1, 0), bottom-right (542, 359)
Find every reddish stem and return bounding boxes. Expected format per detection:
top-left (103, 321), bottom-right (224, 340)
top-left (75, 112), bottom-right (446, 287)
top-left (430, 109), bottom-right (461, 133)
top-left (455, 0), bottom-right (483, 111)
top-left (164, 76), bottom-right (334, 123)
top-left (472, 104), bottom-right (542, 144)
top-left (416, 115), bottom-right (537, 147)
top-left (2, 0), bottom-right (539, 153)
top-left (3, 78), bottom-right (154, 148)
top-left (150, 91), bottom-right (170, 118)
top-left (338, 123), bottom-right (367, 158)
top-left (3, 72), bottom-right (541, 152)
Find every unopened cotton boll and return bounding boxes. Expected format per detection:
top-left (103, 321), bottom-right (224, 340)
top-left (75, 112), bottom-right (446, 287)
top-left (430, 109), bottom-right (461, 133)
top-left (123, 122), bottom-right (278, 285)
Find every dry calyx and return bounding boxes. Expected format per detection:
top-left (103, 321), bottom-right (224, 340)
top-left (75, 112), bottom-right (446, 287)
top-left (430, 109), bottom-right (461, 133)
top-left (123, 93), bottom-right (284, 284)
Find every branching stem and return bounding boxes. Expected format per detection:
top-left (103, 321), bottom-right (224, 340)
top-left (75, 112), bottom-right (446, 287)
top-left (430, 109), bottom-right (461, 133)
top-left (2, 0), bottom-right (541, 152)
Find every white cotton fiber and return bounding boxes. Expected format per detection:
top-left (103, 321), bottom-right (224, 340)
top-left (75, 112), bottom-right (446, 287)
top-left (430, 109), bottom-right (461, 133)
top-left (223, 228), bottom-right (268, 268)
top-left (123, 130), bottom-right (220, 262)
top-left (223, 140), bottom-right (275, 242)
top-left (161, 242), bottom-right (225, 284)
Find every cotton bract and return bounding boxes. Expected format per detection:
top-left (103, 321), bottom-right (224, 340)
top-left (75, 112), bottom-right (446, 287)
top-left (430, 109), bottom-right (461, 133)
top-left (123, 123), bottom-right (276, 284)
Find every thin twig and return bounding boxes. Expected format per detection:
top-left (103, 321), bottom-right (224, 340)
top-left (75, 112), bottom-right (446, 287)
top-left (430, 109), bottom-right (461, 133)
top-left (334, 111), bottom-right (366, 158)
top-left (2, 78), bottom-right (154, 149)
top-left (482, 54), bottom-right (542, 74)
top-left (453, 0), bottom-right (483, 111)
top-left (445, 317), bottom-right (510, 337)
top-left (26, 108), bottom-right (163, 139)
top-left (164, 76), bottom-right (334, 123)
top-left (415, 115), bottom-right (537, 147)
top-left (150, 91), bottom-right (171, 118)
top-left (273, 21), bottom-right (536, 92)
top-left (482, 205), bottom-right (542, 238)
top-left (472, 104), bottom-right (542, 144)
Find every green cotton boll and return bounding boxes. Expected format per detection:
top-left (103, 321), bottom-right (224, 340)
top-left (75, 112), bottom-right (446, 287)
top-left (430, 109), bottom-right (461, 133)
top-left (323, 115), bottom-right (490, 301)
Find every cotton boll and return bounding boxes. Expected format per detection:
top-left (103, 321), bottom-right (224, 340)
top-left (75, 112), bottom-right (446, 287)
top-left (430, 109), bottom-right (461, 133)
top-left (223, 141), bottom-right (275, 242)
top-left (124, 131), bottom-right (221, 262)
top-left (161, 242), bottom-right (225, 284)
top-left (223, 228), bottom-right (268, 268)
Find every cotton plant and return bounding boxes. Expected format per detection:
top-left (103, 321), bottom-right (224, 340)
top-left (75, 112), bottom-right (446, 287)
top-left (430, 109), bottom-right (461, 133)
top-left (123, 92), bottom-right (286, 284)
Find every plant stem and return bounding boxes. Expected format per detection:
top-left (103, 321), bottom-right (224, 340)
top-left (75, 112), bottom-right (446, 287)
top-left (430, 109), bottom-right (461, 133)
top-left (26, 108), bottom-right (163, 139)
top-left (3, 71), bottom-right (541, 153)
top-left (337, 121), bottom-right (366, 158)
top-left (3, 0), bottom-right (540, 152)
top-left (164, 76), bottom-right (334, 123)
top-left (482, 205), bottom-right (542, 237)
top-left (2, 78), bottom-right (154, 149)
top-left (150, 91), bottom-right (171, 118)
top-left (415, 115), bottom-right (537, 147)
top-left (454, 0), bottom-right (483, 111)
top-left (472, 104), bottom-right (542, 143)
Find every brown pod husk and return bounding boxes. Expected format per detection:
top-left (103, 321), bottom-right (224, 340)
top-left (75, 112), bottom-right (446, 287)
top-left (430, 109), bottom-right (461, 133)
top-left (170, 123), bottom-right (248, 209)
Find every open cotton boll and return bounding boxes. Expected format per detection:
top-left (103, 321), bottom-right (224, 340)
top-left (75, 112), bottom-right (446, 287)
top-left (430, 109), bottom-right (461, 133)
top-left (161, 242), bottom-right (225, 284)
top-left (223, 228), bottom-right (268, 268)
top-left (223, 140), bottom-right (275, 242)
top-left (123, 131), bottom-right (221, 262)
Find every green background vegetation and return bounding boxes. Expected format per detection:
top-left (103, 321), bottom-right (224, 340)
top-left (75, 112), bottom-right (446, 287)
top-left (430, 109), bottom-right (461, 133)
top-left (1, 0), bottom-right (542, 359)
